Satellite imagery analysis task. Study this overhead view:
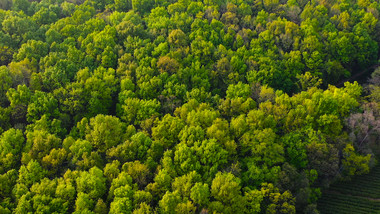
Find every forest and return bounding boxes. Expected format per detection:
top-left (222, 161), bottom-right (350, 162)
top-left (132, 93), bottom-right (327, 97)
top-left (0, 0), bottom-right (380, 213)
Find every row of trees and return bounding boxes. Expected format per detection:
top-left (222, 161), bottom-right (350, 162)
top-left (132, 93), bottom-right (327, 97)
top-left (0, 0), bottom-right (379, 213)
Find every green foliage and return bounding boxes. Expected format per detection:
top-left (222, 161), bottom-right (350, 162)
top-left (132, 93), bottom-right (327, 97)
top-left (0, 66), bottom-right (12, 106)
top-left (76, 167), bottom-right (107, 200)
top-left (84, 114), bottom-right (125, 153)
top-left (0, 0), bottom-right (379, 213)
top-left (27, 91), bottom-right (59, 122)
top-left (0, 128), bottom-right (24, 173)
top-left (211, 172), bottom-right (242, 204)
top-left (18, 160), bottom-right (47, 188)
top-left (132, 0), bottom-right (154, 14)
top-left (117, 97), bottom-right (161, 125)
top-left (342, 144), bottom-right (371, 176)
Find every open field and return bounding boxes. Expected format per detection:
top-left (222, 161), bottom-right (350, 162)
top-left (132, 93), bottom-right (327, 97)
top-left (318, 165), bottom-right (380, 214)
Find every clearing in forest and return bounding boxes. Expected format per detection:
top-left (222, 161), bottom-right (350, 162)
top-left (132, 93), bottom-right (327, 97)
top-left (318, 165), bottom-right (380, 213)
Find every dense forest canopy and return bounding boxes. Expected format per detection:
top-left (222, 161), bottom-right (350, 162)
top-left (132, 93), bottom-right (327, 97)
top-left (0, 0), bottom-right (380, 213)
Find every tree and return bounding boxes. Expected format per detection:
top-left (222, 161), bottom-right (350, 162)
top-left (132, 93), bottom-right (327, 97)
top-left (172, 171), bottom-right (201, 199)
top-left (133, 203), bottom-right (153, 214)
top-left (18, 160), bottom-right (47, 188)
top-left (107, 131), bottom-right (151, 163)
top-left (82, 67), bottom-right (119, 117)
top-left (15, 40), bottom-right (49, 63)
top-left (85, 115), bottom-right (125, 153)
top-left (152, 114), bottom-right (185, 149)
top-left (27, 91), bottom-right (59, 123)
top-left (0, 169), bottom-right (18, 209)
top-left (210, 172), bottom-right (245, 213)
top-left (0, 0), bottom-right (12, 10)
top-left (114, 0), bottom-right (132, 12)
top-left (2, 15), bottom-right (37, 45)
top-left (108, 171), bottom-right (133, 201)
top-left (76, 167), bottom-right (107, 200)
top-left (261, 183), bottom-right (296, 214)
top-left (248, 129), bottom-right (284, 167)
top-left (281, 132), bottom-right (308, 169)
top-left (173, 142), bottom-right (200, 175)
top-left (56, 177), bottom-right (76, 205)
top-left (12, 0), bottom-right (30, 14)
top-left (23, 128), bottom-right (61, 164)
top-left (190, 182), bottom-right (210, 207)
top-left (306, 141), bottom-right (339, 183)
top-left (116, 13), bottom-right (146, 40)
top-left (178, 125), bottom-right (205, 146)
top-left (133, 190), bottom-right (153, 209)
top-left (168, 29), bottom-right (188, 48)
top-left (13, 193), bottom-right (33, 213)
top-left (352, 24), bottom-right (378, 68)
top-left (94, 199), bottom-right (108, 214)
top-left (219, 97), bottom-right (256, 118)
top-left (117, 97), bottom-right (161, 125)
top-left (369, 67), bottom-right (380, 102)
top-left (158, 191), bottom-right (182, 214)
top-left (175, 200), bottom-right (196, 213)
top-left (0, 46), bottom-right (14, 66)
top-left (296, 72), bottom-right (322, 91)
top-left (123, 161), bottom-right (151, 188)
top-left (7, 84), bottom-right (31, 125)
top-left (8, 59), bottom-right (34, 88)
top-left (75, 192), bottom-right (94, 212)
top-left (69, 139), bottom-right (92, 168)
top-left (132, 0), bottom-right (154, 14)
top-left (226, 82), bottom-right (251, 99)
top-left (195, 139), bottom-right (228, 181)
top-left (342, 144), bottom-right (371, 176)
top-left (157, 56), bottom-right (180, 74)
top-left (26, 114), bottom-right (67, 138)
top-left (0, 67), bottom-right (12, 107)
top-left (104, 160), bottom-right (120, 183)
top-left (32, 7), bottom-right (58, 25)
top-left (206, 118), bottom-right (237, 154)
top-left (29, 178), bottom-right (69, 213)
top-left (101, 46), bottom-right (117, 68)
top-left (146, 169), bottom-right (172, 200)
top-left (244, 189), bottom-right (263, 214)
top-left (41, 148), bottom-right (67, 175)
top-left (109, 197), bottom-right (133, 214)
